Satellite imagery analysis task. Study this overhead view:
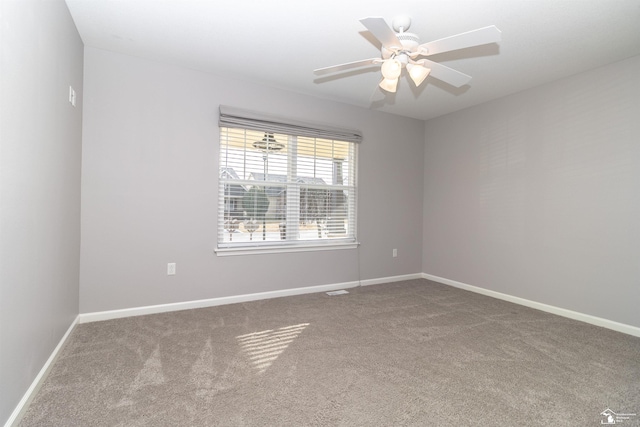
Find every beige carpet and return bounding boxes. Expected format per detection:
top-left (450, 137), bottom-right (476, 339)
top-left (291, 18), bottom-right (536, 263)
top-left (19, 279), bottom-right (640, 426)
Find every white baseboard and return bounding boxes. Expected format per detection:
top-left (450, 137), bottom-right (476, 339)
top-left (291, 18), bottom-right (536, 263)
top-left (77, 271), bottom-right (640, 334)
top-left (78, 273), bottom-right (425, 324)
top-left (359, 273), bottom-right (424, 287)
top-left (78, 280), bottom-right (361, 323)
top-left (422, 273), bottom-right (640, 338)
top-left (5, 315), bottom-right (79, 427)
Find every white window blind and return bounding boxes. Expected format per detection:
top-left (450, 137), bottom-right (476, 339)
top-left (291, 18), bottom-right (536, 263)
top-left (217, 107), bottom-right (358, 252)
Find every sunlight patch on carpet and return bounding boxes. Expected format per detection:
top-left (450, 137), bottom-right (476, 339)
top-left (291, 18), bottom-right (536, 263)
top-left (236, 323), bottom-right (309, 374)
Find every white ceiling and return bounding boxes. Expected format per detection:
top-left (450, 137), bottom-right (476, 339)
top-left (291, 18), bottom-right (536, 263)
top-left (64, 0), bottom-right (640, 121)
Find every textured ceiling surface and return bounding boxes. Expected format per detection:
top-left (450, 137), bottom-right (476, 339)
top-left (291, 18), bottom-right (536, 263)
top-left (65, 0), bottom-right (640, 121)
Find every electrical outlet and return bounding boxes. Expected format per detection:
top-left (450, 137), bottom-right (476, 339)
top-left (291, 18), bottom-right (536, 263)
top-left (167, 263), bottom-right (176, 275)
top-left (393, 248), bottom-right (397, 258)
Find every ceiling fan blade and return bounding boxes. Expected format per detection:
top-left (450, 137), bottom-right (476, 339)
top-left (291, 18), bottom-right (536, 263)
top-left (360, 17), bottom-right (403, 51)
top-left (314, 58), bottom-right (381, 76)
top-left (421, 59), bottom-right (472, 88)
top-left (419, 25), bottom-right (502, 56)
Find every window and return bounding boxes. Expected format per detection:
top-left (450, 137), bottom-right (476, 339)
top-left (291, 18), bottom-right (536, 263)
top-left (217, 106), bottom-right (360, 253)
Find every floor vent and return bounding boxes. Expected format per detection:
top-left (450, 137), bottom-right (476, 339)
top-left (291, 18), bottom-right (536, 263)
top-left (326, 290), bottom-right (349, 296)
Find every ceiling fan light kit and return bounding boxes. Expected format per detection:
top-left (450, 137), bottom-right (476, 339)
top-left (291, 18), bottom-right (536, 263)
top-left (379, 77), bottom-right (399, 93)
top-left (381, 58), bottom-right (402, 79)
top-left (314, 15), bottom-right (501, 95)
top-left (407, 62), bottom-right (431, 86)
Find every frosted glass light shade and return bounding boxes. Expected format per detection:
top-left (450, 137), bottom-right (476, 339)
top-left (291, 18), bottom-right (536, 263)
top-left (407, 63), bottom-right (431, 86)
top-left (379, 77), bottom-right (398, 93)
top-left (381, 59), bottom-right (402, 79)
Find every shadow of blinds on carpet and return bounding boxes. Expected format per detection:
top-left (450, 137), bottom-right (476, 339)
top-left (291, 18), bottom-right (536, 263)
top-left (236, 323), bottom-right (309, 374)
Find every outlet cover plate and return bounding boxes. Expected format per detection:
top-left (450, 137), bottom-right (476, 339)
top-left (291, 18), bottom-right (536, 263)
top-left (167, 263), bottom-right (176, 275)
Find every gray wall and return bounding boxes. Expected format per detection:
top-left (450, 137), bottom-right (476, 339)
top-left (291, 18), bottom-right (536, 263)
top-left (80, 47), bottom-right (424, 313)
top-left (422, 55), bottom-right (640, 328)
top-left (0, 0), bottom-right (83, 424)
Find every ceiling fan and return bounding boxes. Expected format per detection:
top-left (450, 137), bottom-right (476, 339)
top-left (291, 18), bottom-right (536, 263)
top-left (314, 16), bottom-right (501, 93)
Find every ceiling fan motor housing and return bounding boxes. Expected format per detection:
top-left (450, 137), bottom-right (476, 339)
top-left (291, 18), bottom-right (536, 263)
top-left (397, 32), bottom-right (420, 50)
top-left (381, 32), bottom-right (420, 59)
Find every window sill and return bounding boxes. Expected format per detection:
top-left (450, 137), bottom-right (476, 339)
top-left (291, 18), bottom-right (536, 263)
top-left (215, 242), bottom-right (359, 257)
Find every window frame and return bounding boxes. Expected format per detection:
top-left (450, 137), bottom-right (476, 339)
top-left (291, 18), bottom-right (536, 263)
top-left (216, 107), bottom-right (360, 255)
